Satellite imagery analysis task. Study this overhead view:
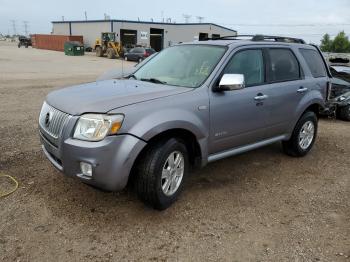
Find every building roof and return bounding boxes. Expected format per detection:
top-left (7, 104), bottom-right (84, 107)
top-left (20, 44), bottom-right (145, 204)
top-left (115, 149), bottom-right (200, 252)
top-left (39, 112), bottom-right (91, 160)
top-left (51, 19), bottom-right (237, 33)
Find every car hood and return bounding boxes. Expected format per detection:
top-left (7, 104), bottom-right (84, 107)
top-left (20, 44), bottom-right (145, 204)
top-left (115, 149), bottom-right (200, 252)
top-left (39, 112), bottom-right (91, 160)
top-left (46, 79), bottom-right (192, 115)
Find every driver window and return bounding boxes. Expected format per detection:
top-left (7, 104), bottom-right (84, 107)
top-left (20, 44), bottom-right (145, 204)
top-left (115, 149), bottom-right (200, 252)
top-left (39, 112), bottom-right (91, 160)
top-left (224, 49), bottom-right (265, 86)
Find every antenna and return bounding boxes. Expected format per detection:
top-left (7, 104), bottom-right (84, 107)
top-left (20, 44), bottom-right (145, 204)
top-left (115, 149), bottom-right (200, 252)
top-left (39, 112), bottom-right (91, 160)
top-left (196, 16), bottom-right (205, 23)
top-left (23, 21), bottom-right (29, 36)
top-left (182, 14), bottom-right (191, 23)
top-left (10, 20), bottom-right (17, 35)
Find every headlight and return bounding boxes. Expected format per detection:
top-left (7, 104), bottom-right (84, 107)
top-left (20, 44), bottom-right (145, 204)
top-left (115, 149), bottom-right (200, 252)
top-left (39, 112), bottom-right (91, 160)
top-left (73, 114), bottom-right (124, 141)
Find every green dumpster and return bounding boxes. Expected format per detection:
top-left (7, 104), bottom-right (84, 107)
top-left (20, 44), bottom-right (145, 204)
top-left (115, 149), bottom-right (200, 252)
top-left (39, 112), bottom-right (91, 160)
top-left (64, 41), bottom-right (84, 56)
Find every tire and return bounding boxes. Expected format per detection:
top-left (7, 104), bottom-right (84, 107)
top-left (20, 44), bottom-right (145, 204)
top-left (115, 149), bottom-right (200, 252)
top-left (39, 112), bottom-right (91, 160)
top-left (25, 45), bottom-right (28, 48)
top-left (337, 105), bottom-right (350, 121)
top-left (95, 46), bottom-right (103, 57)
top-left (106, 48), bottom-right (116, 59)
top-left (138, 57), bottom-right (143, 63)
top-left (124, 56), bottom-right (128, 61)
top-left (135, 138), bottom-right (189, 210)
top-left (282, 111), bottom-right (318, 157)
top-left (18, 43), bottom-right (21, 48)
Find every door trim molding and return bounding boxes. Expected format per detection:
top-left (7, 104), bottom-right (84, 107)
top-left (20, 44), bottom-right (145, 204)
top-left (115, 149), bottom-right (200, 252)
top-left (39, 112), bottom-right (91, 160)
top-left (208, 135), bottom-right (287, 162)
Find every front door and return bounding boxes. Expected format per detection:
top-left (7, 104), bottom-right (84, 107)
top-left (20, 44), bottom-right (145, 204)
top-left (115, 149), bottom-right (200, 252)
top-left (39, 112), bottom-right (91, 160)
top-left (209, 48), bottom-right (269, 154)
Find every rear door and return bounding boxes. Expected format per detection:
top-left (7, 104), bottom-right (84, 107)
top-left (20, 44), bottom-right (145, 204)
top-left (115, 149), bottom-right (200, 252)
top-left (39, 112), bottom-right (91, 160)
top-left (260, 47), bottom-right (308, 137)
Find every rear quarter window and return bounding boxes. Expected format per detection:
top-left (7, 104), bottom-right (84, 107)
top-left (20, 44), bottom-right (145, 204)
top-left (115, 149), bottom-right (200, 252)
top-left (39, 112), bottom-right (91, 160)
top-left (300, 49), bottom-right (327, 78)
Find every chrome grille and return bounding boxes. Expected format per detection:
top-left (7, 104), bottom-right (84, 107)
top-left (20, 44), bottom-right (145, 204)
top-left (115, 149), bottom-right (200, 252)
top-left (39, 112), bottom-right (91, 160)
top-left (39, 102), bottom-right (70, 139)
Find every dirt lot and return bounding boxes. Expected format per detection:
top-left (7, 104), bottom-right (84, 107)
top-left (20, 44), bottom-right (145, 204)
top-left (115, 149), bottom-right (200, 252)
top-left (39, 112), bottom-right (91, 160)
top-left (0, 42), bottom-right (349, 262)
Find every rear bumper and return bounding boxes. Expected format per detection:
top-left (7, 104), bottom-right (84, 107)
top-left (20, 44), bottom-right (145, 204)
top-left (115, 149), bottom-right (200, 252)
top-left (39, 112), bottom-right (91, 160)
top-left (40, 131), bottom-right (146, 191)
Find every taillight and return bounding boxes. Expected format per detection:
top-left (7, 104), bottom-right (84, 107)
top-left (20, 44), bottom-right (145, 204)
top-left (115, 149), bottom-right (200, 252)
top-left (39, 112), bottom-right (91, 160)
top-left (326, 81), bottom-right (332, 101)
top-left (144, 51), bottom-right (149, 57)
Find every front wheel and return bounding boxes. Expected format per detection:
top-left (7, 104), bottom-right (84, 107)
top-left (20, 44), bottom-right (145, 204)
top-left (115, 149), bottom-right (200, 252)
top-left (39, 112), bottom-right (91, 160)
top-left (337, 105), bottom-right (350, 121)
top-left (135, 138), bottom-right (189, 210)
top-left (106, 48), bottom-right (116, 59)
top-left (282, 111), bottom-right (318, 157)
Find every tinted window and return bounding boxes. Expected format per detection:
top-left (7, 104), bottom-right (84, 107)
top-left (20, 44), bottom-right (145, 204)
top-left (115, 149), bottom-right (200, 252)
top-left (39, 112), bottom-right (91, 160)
top-left (224, 49), bottom-right (265, 86)
top-left (146, 48), bottom-right (156, 53)
top-left (133, 48), bottom-right (144, 53)
top-left (300, 49), bottom-right (327, 78)
top-left (269, 49), bottom-right (300, 82)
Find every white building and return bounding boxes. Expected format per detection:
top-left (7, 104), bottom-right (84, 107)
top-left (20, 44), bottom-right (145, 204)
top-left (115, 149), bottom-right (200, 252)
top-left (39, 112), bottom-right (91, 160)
top-left (52, 19), bottom-right (237, 51)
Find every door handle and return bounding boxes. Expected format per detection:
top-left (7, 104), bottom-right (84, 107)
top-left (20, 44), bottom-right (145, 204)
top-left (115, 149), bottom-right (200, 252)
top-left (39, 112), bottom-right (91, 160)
top-left (297, 87), bottom-right (308, 93)
top-left (254, 94), bottom-right (268, 101)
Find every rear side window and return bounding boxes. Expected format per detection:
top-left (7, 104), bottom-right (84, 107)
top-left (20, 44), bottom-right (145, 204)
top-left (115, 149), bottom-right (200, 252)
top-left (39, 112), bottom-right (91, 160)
top-left (300, 49), bottom-right (327, 78)
top-left (134, 48), bottom-right (144, 53)
top-left (268, 49), bottom-right (300, 82)
top-left (224, 49), bottom-right (265, 86)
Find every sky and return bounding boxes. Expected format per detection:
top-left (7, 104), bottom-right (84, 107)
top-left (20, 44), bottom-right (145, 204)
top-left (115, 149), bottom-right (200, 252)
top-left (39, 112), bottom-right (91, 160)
top-left (0, 0), bottom-right (349, 44)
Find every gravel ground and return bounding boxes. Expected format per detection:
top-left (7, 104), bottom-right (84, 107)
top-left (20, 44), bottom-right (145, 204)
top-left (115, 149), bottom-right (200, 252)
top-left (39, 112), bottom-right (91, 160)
top-left (0, 42), bottom-right (349, 262)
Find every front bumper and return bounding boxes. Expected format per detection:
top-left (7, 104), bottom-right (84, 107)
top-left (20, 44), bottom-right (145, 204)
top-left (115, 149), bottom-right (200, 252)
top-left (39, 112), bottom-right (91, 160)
top-left (39, 131), bottom-right (147, 191)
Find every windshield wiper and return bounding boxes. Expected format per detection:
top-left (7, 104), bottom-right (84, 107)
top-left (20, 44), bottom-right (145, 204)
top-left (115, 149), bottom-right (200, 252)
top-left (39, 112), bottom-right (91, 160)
top-left (140, 78), bottom-right (167, 84)
top-left (126, 74), bottom-right (137, 80)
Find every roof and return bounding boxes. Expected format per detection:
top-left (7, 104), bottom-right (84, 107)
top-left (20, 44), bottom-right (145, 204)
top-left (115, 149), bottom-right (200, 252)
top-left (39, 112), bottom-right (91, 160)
top-left (51, 19), bottom-right (236, 33)
top-left (182, 39), bottom-right (311, 49)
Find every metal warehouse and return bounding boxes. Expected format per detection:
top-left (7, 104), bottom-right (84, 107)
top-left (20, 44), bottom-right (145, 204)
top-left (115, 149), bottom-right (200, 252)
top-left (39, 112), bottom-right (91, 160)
top-left (52, 20), bottom-right (236, 51)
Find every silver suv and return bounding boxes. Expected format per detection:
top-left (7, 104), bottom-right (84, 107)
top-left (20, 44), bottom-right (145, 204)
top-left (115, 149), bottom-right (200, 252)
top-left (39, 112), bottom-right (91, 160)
top-left (39, 35), bottom-right (330, 210)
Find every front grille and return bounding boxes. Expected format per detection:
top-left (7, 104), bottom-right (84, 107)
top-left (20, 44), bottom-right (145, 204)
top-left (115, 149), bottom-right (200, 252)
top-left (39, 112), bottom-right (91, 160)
top-left (39, 102), bottom-right (70, 139)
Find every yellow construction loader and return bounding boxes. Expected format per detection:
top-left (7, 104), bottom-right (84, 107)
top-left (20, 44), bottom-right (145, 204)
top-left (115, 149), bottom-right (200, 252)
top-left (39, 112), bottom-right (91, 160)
top-left (94, 32), bottom-right (123, 59)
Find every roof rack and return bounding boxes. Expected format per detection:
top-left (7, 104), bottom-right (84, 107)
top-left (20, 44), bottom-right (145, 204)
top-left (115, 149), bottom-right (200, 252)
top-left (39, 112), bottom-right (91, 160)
top-left (201, 34), bottom-right (306, 44)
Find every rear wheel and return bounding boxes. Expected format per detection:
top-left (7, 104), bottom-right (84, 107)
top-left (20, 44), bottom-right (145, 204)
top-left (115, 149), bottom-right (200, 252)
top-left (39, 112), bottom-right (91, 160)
top-left (124, 56), bottom-right (128, 61)
top-left (282, 111), bottom-right (318, 157)
top-left (337, 105), bottom-right (350, 121)
top-left (106, 48), bottom-right (116, 59)
top-left (135, 138), bottom-right (189, 210)
top-left (95, 46), bottom-right (103, 57)
top-left (138, 57), bottom-right (143, 63)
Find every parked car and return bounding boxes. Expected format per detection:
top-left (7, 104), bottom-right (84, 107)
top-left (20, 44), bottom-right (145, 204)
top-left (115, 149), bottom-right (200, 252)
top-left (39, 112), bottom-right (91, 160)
top-left (124, 47), bottom-right (156, 62)
top-left (39, 35), bottom-right (329, 210)
top-left (321, 65), bottom-right (350, 120)
top-left (18, 36), bottom-right (32, 48)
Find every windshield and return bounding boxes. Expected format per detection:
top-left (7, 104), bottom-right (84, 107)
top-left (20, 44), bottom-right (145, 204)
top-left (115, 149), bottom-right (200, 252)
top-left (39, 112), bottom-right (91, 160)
top-left (133, 45), bottom-right (226, 88)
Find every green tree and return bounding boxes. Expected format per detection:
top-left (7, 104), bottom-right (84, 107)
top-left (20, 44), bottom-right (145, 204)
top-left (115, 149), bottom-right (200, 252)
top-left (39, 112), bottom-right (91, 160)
top-left (331, 31), bottom-right (350, 53)
top-left (320, 33), bottom-right (333, 52)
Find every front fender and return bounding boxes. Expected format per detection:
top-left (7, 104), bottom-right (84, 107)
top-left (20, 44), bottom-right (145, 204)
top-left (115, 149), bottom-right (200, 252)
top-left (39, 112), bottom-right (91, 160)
top-left (128, 109), bottom-right (208, 141)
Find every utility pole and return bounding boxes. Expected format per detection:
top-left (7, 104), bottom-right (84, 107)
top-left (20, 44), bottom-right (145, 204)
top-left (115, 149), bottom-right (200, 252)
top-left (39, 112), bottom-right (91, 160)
top-left (84, 11), bottom-right (87, 21)
top-left (23, 21), bottom-right (29, 36)
top-left (196, 16), bottom-right (205, 23)
top-left (62, 16), bottom-right (65, 21)
top-left (182, 14), bottom-right (191, 23)
top-left (10, 20), bottom-right (17, 36)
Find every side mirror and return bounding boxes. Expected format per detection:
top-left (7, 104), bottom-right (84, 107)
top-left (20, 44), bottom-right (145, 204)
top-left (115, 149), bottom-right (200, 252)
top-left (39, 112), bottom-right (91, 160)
top-left (217, 74), bottom-right (245, 91)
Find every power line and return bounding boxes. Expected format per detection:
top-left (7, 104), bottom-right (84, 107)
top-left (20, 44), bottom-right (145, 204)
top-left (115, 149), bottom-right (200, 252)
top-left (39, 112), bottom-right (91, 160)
top-left (23, 21), bottom-right (29, 36)
top-left (182, 14), bottom-right (191, 23)
top-left (196, 16), bottom-right (205, 23)
top-left (10, 20), bottom-right (16, 35)
top-left (220, 23), bottom-right (350, 27)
